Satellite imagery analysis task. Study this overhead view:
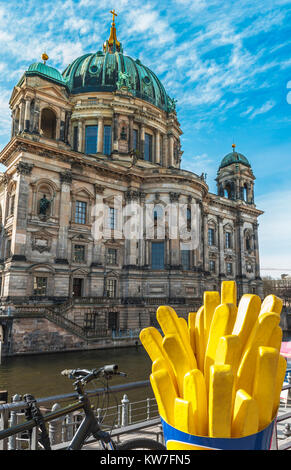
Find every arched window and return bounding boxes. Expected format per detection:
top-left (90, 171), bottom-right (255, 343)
top-left (153, 205), bottom-right (164, 222)
top-left (243, 184), bottom-right (248, 202)
top-left (224, 183), bottom-right (233, 199)
top-left (40, 108), bottom-right (56, 139)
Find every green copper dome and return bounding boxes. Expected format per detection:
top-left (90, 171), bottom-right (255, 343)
top-left (219, 147), bottom-right (251, 169)
top-left (62, 51), bottom-right (175, 113)
top-left (25, 61), bottom-right (67, 87)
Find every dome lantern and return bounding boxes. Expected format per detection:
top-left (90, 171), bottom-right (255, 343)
top-left (103, 9), bottom-right (123, 54)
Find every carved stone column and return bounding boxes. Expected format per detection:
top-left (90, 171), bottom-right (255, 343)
top-left (128, 116), bottom-right (134, 152)
top-left (10, 162), bottom-right (34, 261)
top-left (155, 130), bottom-right (161, 164)
top-left (97, 116), bottom-right (104, 153)
top-left (140, 123), bottom-right (145, 160)
top-left (253, 222), bottom-right (260, 278)
top-left (162, 134), bottom-right (168, 167)
top-left (78, 119), bottom-right (84, 153)
top-left (24, 98), bottom-right (31, 132)
top-left (18, 100), bottom-right (25, 133)
top-left (203, 209), bottom-right (209, 272)
top-left (59, 110), bottom-right (66, 142)
top-left (168, 133), bottom-right (174, 167)
top-left (32, 99), bottom-right (40, 134)
top-left (218, 216), bottom-right (225, 276)
top-left (56, 171), bottom-right (72, 263)
top-left (113, 113), bottom-right (119, 153)
top-left (91, 184), bottom-right (104, 265)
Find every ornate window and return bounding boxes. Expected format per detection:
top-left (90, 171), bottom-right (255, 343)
top-left (33, 277), bottom-right (47, 296)
top-left (28, 264), bottom-right (55, 297)
top-left (209, 260), bottom-right (216, 273)
top-left (103, 125), bottom-right (112, 155)
top-left (75, 201), bottom-right (87, 224)
top-left (208, 228), bottom-right (215, 246)
top-left (144, 133), bottom-right (153, 161)
top-left (73, 126), bottom-right (78, 151)
top-left (181, 249), bottom-right (190, 270)
top-left (151, 241), bottom-right (165, 269)
top-left (133, 129), bottom-right (138, 151)
top-left (40, 108), bottom-right (56, 139)
top-left (106, 248), bottom-right (117, 265)
top-left (108, 207), bottom-right (117, 229)
top-left (225, 232), bottom-right (232, 249)
top-left (5, 239), bottom-right (12, 259)
top-left (73, 244), bottom-right (86, 263)
top-left (106, 278), bottom-right (117, 298)
top-left (226, 262), bottom-right (233, 275)
top-left (85, 125), bottom-right (98, 154)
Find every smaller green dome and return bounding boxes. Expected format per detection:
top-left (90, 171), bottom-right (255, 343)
top-left (219, 146), bottom-right (251, 169)
top-left (26, 62), bottom-right (67, 87)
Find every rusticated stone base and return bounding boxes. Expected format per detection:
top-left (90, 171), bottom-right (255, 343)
top-left (10, 317), bottom-right (87, 355)
top-left (5, 317), bottom-right (142, 356)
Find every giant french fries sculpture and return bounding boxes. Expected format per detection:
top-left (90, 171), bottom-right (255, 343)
top-left (140, 281), bottom-right (287, 450)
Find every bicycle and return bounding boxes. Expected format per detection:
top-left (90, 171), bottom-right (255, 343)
top-left (21, 364), bottom-right (166, 451)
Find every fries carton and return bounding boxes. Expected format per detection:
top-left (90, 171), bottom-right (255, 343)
top-left (140, 281), bottom-right (286, 450)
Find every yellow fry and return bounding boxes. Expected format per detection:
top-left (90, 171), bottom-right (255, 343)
top-left (232, 389), bottom-right (259, 438)
top-left (268, 325), bottom-right (283, 351)
top-left (183, 369), bottom-right (208, 436)
top-left (156, 305), bottom-right (196, 369)
top-left (215, 334), bottom-right (241, 386)
top-left (260, 294), bottom-right (283, 316)
top-left (203, 291), bottom-right (220, 346)
top-left (252, 346), bottom-right (279, 431)
top-left (232, 294), bottom-right (261, 352)
top-left (221, 280), bottom-right (237, 306)
top-left (272, 354), bottom-right (287, 419)
top-left (162, 334), bottom-right (196, 396)
top-left (236, 312), bottom-right (280, 394)
top-left (204, 303), bottom-right (237, 393)
top-left (139, 326), bottom-right (178, 393)
top-left (188, 312), bottom-right (197, 354)
top-left (208, 364), bottom-right (234, 438)
top-left (194, 306), bottom-right (205, 372)
top-left (150, 369), bottom-right (177, 426)
top-left (174, 398), bottom-right (195, 434)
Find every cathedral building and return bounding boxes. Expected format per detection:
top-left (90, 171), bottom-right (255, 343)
top-left (0, 13), bottom-right (263, 355)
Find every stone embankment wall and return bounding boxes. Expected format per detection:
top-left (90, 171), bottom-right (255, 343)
top-left (10, 317), bottom-right (87, 355)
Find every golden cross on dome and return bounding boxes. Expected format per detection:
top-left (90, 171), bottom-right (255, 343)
top-left (110, 9), bottom-right (118, 24)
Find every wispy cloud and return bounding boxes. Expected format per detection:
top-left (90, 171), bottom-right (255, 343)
top-left (248, 100), bottom-right (276, 119)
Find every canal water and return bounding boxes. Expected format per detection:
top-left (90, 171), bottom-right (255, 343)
top-left (0, 346), bottom-right (154, 405)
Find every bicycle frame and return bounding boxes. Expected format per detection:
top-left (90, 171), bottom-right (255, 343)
top-left (0, 388), bottom-right (114, 450)
top-left (66, 384), bottom-right (114, 450)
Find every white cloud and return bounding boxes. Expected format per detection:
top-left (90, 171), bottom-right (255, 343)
top-left (248, 100), bottom-right (276, 119)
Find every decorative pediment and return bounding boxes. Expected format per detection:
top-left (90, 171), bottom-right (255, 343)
top-left (31, 229), bottom-right (54, 253)
top-left (37, 85), bottom-right (68, 101)
top-left (70, 233), bottom-right (93, 243)
top-left (71, 186), bottom-right (94, 200)
top-left (72, 267), bottom-right (89, 276)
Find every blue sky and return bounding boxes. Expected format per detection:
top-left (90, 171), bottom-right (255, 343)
top-left (0, 0), bottom-right (290, 278)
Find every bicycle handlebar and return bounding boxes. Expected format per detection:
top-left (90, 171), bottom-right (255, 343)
top-left (61, 364), bottom-right (127, 383)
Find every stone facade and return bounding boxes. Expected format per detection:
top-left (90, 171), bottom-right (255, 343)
top-left (0, 20), bottom-right (263, 355)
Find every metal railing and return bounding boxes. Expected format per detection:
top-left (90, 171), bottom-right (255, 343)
top-left (0, 379), bottom-right (157, 450)
top-left (0, 374), bottom-right (290, 450)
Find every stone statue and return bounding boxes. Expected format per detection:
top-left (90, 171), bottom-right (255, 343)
top-left (39, 193), bottom-right (55, 216)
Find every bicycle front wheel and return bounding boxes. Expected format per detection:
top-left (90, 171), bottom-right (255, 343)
top-left (117, 438), bottom-right (166, 450)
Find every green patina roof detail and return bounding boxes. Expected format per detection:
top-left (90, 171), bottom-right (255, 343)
top-left (219, 151), bottom-right (251, 169)
top-left (25, 62), bottom-right (68, 87)
top-left (62, 51), bottom-right (175, 113)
